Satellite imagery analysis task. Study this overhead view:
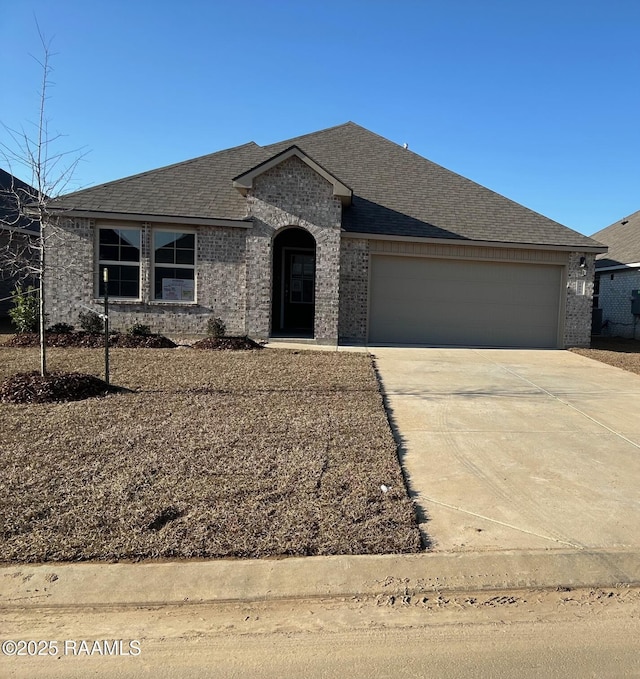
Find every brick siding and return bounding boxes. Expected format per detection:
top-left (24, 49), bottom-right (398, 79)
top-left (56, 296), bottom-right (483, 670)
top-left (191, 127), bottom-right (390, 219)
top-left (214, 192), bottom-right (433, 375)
top-left (338, 238), bottom-right (596, 348)
top-left (597, 267), bottom-right (640, 339)
top-left (564, 252), bottom-right (596, 347)
top-left (245, 155), bottom-right (342, 343)
top-left (338, 238), bottom-right (369, 342)
top-left (44, 218), bottom-right (247, 335)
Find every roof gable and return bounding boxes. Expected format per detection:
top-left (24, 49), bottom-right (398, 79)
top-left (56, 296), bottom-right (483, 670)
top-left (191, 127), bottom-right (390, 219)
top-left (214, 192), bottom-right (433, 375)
top-left (233, 146), bottom-right (352, 206)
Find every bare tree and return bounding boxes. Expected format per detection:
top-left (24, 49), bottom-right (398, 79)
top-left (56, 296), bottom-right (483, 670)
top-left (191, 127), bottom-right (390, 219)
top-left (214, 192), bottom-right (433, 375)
top-left (0, 26), bottom-right (84, 375)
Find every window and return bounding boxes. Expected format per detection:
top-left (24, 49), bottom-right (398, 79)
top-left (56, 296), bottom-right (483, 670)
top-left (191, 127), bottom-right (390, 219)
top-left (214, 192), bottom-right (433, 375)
top-left (153, 231), bottom-right (196, 301)
top-left (98, 228), bottom-right (141, 298)
top-left (289, 253), bottom-right (314, 304)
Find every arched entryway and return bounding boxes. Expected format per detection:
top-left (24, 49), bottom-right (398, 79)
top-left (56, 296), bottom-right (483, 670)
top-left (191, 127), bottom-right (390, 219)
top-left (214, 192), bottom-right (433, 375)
top-left (271, 227), bottom-right (316, 337)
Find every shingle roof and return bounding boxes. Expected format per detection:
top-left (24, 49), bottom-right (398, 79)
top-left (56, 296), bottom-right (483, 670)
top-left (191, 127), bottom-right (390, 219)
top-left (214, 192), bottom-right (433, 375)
top-left (51, 122), bottom-right (601, 249)
top-left (0, 169), bottom-right (40, 232)
top-left (50, 143), bottom-right (269, 221)
top-left (592, 211), bottom-right (640, 268)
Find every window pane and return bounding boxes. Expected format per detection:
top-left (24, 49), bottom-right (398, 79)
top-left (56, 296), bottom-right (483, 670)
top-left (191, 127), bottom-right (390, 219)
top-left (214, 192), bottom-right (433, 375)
top-left (120, 281), bottom-right (139, 297)
top-left (99, 264), bottom-right (139, 298)
top-left (117, 230), bottom-right (141, 249)
top-left (99, 244), bottom-right (118, 260)
top-left (176, 249), bottom-right (194, 265)
top-left (99, 229), bottom-right (119, 245)
top-left (99, 228), bottom-right (140, 262)
top-left (303, 279), bottom-right (314, 303)
top-left (120, 245), bottom-right (140, 262)
top-left (154, 231), bottom-right (178, 249)
top-left (155, 247), bottom-right (175, 264)
top-left (155, 267), bottom-right (195, 301)
top-left (121, 266), bottom-right (140, 281)
top-left (176, 234), bottom-right (195, 249)
top-left (153, 231), bottom-right (194, 266)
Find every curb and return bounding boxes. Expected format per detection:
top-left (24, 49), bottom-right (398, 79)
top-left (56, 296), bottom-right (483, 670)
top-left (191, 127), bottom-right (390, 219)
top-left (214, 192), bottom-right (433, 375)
top-left (1, 549), bottom-right (639, 609)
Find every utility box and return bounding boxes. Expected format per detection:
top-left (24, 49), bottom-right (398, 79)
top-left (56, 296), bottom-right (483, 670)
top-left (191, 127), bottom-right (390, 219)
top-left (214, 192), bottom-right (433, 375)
top-left (632, 290), bottom-right (640, 315)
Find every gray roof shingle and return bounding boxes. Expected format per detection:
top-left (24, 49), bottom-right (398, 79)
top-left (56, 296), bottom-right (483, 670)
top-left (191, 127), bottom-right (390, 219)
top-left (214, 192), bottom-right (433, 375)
top-left (0, 169), bottom-right (40, 232)
top-left (593, 210), bottom-right (640, 268)
top-left (51, 122), bottom-right (601, 249)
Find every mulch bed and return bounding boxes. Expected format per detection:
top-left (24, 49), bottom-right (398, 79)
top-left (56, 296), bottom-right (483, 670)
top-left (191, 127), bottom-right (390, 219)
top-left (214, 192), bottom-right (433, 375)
top-left (192, 336), bottom-right (263, 350)
top-left (0, 371), bottom-right (120, 404)
top-left (570, 336), bottom-right (640, 376)
top-left (0, 348), bottom-right (423, 562)
top-left (6, 332), bottom-right (177, 349)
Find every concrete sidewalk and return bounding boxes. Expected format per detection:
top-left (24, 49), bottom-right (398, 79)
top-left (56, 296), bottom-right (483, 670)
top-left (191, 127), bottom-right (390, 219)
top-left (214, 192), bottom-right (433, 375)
top-left (1, 548), bottom-right (639, 609)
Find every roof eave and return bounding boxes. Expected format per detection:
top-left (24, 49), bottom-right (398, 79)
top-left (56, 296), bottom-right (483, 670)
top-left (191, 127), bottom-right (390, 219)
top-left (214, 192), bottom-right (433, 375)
top-left (595, 260), bottom-right (640, 272)
top-left (48, 207), bottom-right (252, 228)
top-left (341, 230), bottom-right (608, 253)
top-left (0, 224), bottom-right (40, 236)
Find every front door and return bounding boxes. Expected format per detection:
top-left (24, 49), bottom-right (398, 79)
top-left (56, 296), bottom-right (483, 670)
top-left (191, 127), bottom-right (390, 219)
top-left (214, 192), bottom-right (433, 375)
top-left (281, 248), bottom-right (315, 332)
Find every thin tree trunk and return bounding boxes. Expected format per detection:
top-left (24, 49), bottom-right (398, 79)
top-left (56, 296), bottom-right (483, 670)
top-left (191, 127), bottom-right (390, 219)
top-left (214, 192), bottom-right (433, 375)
top-left (39, 227), bottom-right (46, 376)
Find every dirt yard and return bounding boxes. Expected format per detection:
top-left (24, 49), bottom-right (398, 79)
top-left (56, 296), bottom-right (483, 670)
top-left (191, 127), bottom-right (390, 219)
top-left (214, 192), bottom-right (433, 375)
top-left (0, 347), bottom-right (422, 562)
top-left (570, 336), bottom-right (640, 376)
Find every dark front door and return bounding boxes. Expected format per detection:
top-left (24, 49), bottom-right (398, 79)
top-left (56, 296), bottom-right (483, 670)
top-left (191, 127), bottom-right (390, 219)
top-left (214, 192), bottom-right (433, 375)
top-left (271, 228), bottom-right (316, 337)
top-left (280, 248), bottom-right (315, 333)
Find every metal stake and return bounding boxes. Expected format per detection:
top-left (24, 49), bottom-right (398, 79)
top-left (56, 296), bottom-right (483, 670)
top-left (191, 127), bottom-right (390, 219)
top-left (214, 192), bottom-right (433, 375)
top-left (103, 267), bottom-right (110, 385)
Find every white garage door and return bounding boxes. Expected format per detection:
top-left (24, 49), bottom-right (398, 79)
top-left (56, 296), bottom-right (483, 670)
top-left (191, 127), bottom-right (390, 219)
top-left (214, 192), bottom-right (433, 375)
top-left (369, 255), bottom-right (562, 347)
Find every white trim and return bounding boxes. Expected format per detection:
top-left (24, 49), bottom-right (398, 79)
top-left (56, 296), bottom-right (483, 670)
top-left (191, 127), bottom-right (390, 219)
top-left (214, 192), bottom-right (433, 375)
top-left (341, 230), bottom-right (607, 253)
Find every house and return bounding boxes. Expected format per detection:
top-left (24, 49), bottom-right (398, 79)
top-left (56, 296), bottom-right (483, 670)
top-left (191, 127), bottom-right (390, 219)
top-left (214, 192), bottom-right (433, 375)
top-left (45, 122), bottom-right (605, 347)
top-left (0, 169), bottom-right (40, 319)
top-left (592, 211), bottom-right (640, 339)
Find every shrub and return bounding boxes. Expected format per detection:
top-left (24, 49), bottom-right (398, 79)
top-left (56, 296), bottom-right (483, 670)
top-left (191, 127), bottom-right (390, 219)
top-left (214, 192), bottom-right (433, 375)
top-left (127, 323), bottom-right (152, 336)
top-left (78, 310), bottom-right (104, 334)
top-left (207, 317), bottom-right (226, 338)
top-left (9, 285), bottom-right (39, 333)
top-left (47, 322), bottom-right (74, 334)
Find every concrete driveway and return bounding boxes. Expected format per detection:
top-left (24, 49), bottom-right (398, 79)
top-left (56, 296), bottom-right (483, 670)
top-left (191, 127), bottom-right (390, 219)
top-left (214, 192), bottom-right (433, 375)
top-left (373, 348), bottom-right (640, 552)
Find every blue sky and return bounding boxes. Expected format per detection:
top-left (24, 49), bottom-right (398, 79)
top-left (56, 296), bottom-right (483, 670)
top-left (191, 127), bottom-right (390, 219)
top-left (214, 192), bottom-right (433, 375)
top-left (1, 0), bottom-right (638, 236)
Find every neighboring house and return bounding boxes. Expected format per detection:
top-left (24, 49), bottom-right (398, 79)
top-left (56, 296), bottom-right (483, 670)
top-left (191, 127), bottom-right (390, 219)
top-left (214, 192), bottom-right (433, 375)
top-left (45, 122), bottom-right (605, 347)
top-left (592, 212), bottom-right (640, 339)
top-left (0, 169), bottom-right (40, 319)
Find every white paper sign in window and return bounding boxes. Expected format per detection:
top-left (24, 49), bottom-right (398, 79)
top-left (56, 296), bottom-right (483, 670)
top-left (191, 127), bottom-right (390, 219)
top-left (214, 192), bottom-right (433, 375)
top-left (162, 278), bottom-right (195, 301)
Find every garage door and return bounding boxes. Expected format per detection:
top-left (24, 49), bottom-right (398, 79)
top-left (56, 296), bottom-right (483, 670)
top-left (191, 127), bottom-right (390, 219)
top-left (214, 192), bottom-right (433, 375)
top-left (369, 256), bottom-right (562, 347)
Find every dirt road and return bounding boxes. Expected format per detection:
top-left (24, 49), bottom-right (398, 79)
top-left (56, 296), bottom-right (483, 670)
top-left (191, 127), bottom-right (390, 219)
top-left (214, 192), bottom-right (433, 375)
top-left (2, 586), bottom-right (639, 678)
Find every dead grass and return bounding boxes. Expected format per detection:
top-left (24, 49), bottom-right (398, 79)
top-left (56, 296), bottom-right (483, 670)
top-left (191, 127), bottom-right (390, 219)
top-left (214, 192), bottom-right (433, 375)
top-left (570, 337), bottom-right (640, 376)
top-left (0, 347), bottom-right (422, 562)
